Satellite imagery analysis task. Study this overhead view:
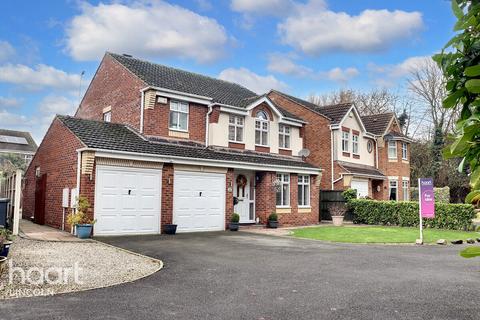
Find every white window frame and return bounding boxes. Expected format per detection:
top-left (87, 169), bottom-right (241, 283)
top-left (103, 111), bottom-right (112, 122)
top-left (169, 100), bottom-right (189, 132)
top-left (389, 179), bottom-right (398, 201)
top-left (255, 111), bottom-right (269, 146)
top-left (402, 179), bottom-right (409, 201)
top-left (276, 173), bottom-right (290, 207)
top-left (228, 115), bottom-right (244, 143)
top-left (388, 141), bottom-right (397, 159)
top-left (352, 133), bottom-right (359, 155)
top-left (298, 175), bottom-right (310, 207)
top-left (279, 124), bottom-right (291, 149)
top-left (342, 131), bottom-right (349, 152)
top-left (402, 142), bottom-right (408, 160)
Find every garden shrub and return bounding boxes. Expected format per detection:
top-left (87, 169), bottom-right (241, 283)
top-left (342, 188), bottom-right (357, 202)
top-left (349, 199), bottom-right (475, 230)
top-left (410, 186), bottom-right (450, 203)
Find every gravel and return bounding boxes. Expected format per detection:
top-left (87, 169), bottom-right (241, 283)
top-left (0, 238), bottom-right (162, 299)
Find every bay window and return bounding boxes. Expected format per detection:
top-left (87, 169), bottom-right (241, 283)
top-left (298, 175), bottom-right (310, 207)
top-left (228, 115), bottom-right (244, 142)
top-left (276, 173), bottom-right (290, 207)
top-left (279, 124), bottom-right (291, 149)
top-left (169, 100), bottom-right (189, 131)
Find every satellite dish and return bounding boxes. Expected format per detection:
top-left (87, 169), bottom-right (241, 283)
top-left (298, 148), bottom-right (311, 158)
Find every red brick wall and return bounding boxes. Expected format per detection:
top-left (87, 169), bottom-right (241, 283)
top-left (268, 91), bottom-right (331, 190)
top-left (143, 98), bottom-right (207, 143)
top-left (254, 172), bottom-right (277, 223)
top-left (161, 164), bottom-right (174, 230)
top-left (23, 118), bottom-right (84, 229)
top-left (225, 169), bottom-right (234, 229)
top-left (75, 54), bottom-right (145, 130)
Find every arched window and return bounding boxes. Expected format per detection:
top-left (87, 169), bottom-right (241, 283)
top-left (255, 110), bottom-right (269, 146)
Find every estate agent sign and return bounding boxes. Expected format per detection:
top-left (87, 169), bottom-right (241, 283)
top-left (418, 178), bottom-right (435, 244)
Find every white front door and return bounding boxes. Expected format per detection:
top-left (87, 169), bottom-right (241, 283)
top-left (94, 165), bottom-right (161, 236)
top-left (351, 179), bottom-right (369, 198)
top-left (234, 173), bottom-right (255, 223)
top-left (173, 171), bottom-right (226, 232)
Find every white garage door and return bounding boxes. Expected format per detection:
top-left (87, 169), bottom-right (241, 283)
top-left (350, 179), bottom-right (369, 198)
top-left (94, 166), bottom-right (161, 236)
top-left (173, 171), bottom-right (226, 233)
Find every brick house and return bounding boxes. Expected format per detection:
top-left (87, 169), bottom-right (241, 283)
top-left (0, 129), bottom-right (37, 166)
top-left (23, 53), bottom-right (322, 235)
top-left (268, 90), bottom-right (412, 201)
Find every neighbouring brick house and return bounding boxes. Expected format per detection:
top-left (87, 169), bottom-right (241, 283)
top-left (268, 90), bottom-right (412, 201)
top-left (23, 53), bottom-right (321, 235)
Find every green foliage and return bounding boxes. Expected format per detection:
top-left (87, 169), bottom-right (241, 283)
top-left (0, 227), bottom-right (13, 241)
top-left (230, 213), bottom-right (240, 223)
top-left (0, 153), bottom-right (27, 177)
top-left (342, 188), bottom-right (357, 202)
top-left (268, 213), bottom-right (278, 221)
top-left (66, 196), bottom-right (96, 225)
top-left (434, 1), bottom-right (480, 205)
top-left (460, 246), bottom-right (480, 258)
top-left (410, 186), bottom-right (451, 203)
top-left (350, 199), bottom-right (476, 230)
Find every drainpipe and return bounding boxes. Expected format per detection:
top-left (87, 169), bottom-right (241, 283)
top-left (205, 103), bottom-right (214, 147)
top-left (375, 138), bottom-right (379, 169)
top-left (72, 150), bottom-right (81, 233)
top-left (140, 88), bottom-right (148, 134)
top-left (330, 128), bottom-right (335, 190)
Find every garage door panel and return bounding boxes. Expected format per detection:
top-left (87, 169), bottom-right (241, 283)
top-left (173, 171), bottom-right (225, 233)
top-left (95, 166), bottom-right (161, 236)
top-left (351, 179), bottom-right (369, 198)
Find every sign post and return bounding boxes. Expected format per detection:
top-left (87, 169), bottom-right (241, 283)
top-left (418, 178), bottom-right (435, 244)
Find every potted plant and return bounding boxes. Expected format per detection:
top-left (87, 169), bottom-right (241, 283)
top-left (0, 227), bottom-right (13, 257)
top-left (267, 213), bottom-right (278, 228)
top-left (0, 255), bottom-right (7, 275)
top-left (164, 224), bottom-right (178, 235)
top-left (67, 196), bottom-right (96, 239)
top-left (229, 213), bottom-right (240, 231)
top-left (329, 202), bottom-right (347, 226)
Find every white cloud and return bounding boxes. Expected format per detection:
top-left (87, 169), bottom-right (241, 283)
top-left (0, 64), bottom-right (81, 91)
top-left (278, 0), bottom-right (423, 55)
top-left (38, 95), bottom-right (77, 116)
top-left (195, 0), bottom-right (213, 11)
top-left (218, 67), bottom-right (287, 94)
top-left (66, 1), bottom-right (228, 63)
top-left (267, 53), bottom-right (358, 83)
top-left (0, 97), bottom-right (21, 108)
top-left (368, 55), bottom-right (431, 87)
top-left (231, 0), bottom-right (294, 15)
top-left (0, 41), bottom-right (15, 62)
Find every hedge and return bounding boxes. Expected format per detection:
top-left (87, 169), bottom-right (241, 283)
top-left (410, 186), bottom-right (450, 204)
top-left (349, 199), bottom-right (476, 230)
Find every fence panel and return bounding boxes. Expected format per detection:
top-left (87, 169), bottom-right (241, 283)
top-left (0, 169), bottom-right (22, 235)
top-left (319, 190), bottom-right (353, 221)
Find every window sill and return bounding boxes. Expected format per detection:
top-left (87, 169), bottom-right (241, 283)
top-left (298, 207), bottom-right (311, 214)
top-left (279, 147), bottom-right (291, 151)
top-left (388, 158), bottom-right (398, 162)
top-left (169, 128), bottom-right (189, 133)
top-left (276, 207), bottom-right (292, 214)
top-left (228, 140), bottom-right (245, 144)
top-left (255, 144), bottom-right (269, 147)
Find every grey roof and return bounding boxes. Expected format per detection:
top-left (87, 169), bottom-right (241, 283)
top-left (0, 129), bottom-right (37, 153)
top-left (361, 113), bottom-right (395, 136)
top-left (337, 161), bottom-right (385, 179)
top-left (270, 90), bottom-right (353, 124)
top-left (58, 116), bottom-right (318, 170)
top-left (108, 53), bottom-right (257, 107)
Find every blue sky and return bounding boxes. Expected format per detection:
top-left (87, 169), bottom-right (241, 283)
top-left (0, 0), bottom-right (455, 143)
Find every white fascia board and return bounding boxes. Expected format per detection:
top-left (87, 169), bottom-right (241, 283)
top-left (279, 119), bottom-right (304, 127)
top-left (219, 106), bottom-right (248, 116)
top-left (341, 172), bottom-right (387, 180)
top-left (150, 87), bottom-right (213, 105)
top-left (338, 105), bottom-right (368, 133)
top-left (79, 148), bottom-right (322, 175)
top-left (245, 96), bottom-right (283, 118)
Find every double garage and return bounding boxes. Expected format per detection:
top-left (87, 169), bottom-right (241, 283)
top-left (94, 165), bottom-right (226, 236)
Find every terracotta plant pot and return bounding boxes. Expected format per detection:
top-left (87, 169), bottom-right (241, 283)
top-left (331, 216), bottom-right (344, 227)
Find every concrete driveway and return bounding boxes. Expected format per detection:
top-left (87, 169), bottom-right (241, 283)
top-left (1, 232), bottom-right (479, 319)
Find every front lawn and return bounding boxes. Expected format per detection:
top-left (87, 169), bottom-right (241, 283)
top-left (291, 226), bottom-right (480, 244)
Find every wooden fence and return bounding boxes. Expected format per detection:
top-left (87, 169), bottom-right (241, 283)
top-left (0, 169), bottom-right (23, 235)
top-left (320, 190), bottom-right (353, 221)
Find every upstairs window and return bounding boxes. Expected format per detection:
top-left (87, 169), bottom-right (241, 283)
top-left (298, 175), bottom-right (310, 207)
top-left (169, 100), bottom-right (189, 131)
top-left (342, 131), bottom-right (349, 152)
top-left (388, 141), bottom-right (397, 159)
top-left (228, 115), bottom-right (244, 142)
top-left (103, 110), bottom-right (111, 122)
top-left (276, 173), bottom-right (290, 207)
top-left (352, 134), bottom-right (359, 155)
top-left (402, 142), bottom-right (408, 160)
top-left (279, 124), bottom-right (291, 149)
top-left (255, 111), bottom-right (269, 146)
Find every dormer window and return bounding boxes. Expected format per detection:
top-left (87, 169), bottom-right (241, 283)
top-left (103, 110), bottom-right (111, 122)
top-left (169, 100), bottom-right (189, 131)
top-left (255, 110), bottom-right (269, 146)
